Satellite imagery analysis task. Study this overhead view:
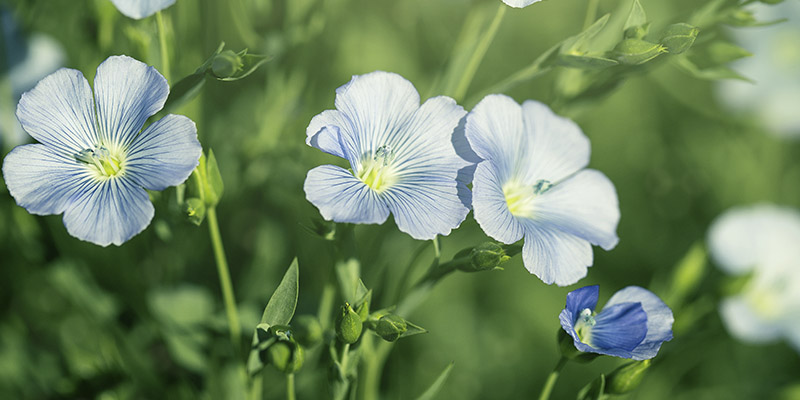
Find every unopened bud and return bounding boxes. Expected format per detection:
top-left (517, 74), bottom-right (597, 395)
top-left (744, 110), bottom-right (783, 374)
top-left (624, 22), bottom-right (650, 39)
top-left (375, 314), bottom-right (408, 342)
top-left (660, 23), bottom-right (699, 54)
top-left (614, 39), bottom-right (667, 65)
top-left (606, 359), bottom-right (651, 394)
top-left (184, 198), bottom-right (206, 225)
top-left (335, 303), bottom-right (362, 344)
top-left (211, 50), bottom-right (244, 78)
top-left (266, 341), bottom-right (304, 374)
top-left (461, 242), bottom-right (510, 272)
top-left (724, 10), bottom-right (757, 26)
top-left (292, 315), bottom-right (323, 347)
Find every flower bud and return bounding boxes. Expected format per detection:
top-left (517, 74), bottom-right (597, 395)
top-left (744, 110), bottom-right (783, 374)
top-left (659, 23), bottom-right (699, 54)
top-left (292, 315), bottom-right (323, 347)
top-left (614, 39), bottom-right (667, 65)
top-left (183, 197), bottom-right (206, 226)
top-left (624, 22), bottom-right (650, 40)
top-left (724, 10), bottom-right (757, 27)
top-left (375, 314), bottom-right (408, 342)
top-left (459, 242), bottom-right (511, 272)
top-left (558, 329), bottom-right (599, 363)
top-left (210, 50), bottom-right (244, 78)
top-left (606, 359), bottom-right (651, 394)
top-left (335, 303), bottom-right (362, 344)
top-left (266, 341), bottom-right (304, 374)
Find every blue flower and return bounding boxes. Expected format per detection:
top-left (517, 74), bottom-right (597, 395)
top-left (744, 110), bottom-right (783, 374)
top-left (2, 55), bottom-right (201, 246)
top-left (464, 94), bottom-right (620, 286)
top-left (110, 0), bottom-right (176, 19)
top-left (304, 71), bottom-right (470, 240)
top-left (559, 285), bottom-right (674, 360)
top-left (502, 0), bottom-right (542, 8)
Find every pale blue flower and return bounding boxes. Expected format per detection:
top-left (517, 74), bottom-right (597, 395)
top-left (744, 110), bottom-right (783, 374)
top-left (708, 204), bottom-right (800, 351)
top-left (110, 0), bottom-right (175, 19)
top-left (502, 0), bottom-right (541, 8)
top-left (464, 94), bottom-right (620, 286)
top-left (559, 285), bottom-right (674, 360)
top-left (2, 55), bottom-right (201, 246)
top-left (304, 71), bottom-right (470, 240)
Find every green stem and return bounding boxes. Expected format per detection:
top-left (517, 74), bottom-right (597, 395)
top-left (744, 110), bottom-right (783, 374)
top-left (538, 357), bottom-right (568, 400)
top-left (452, 4), bottom-right (507, 102)
top-left (583, 0), bottom-right (600, 30)
top-left (340, 343), bottom-right (351, 377)
top-left (156, 11), bottom-right (171, 82)
top-left (207, 206), bottom-right (241, 349)
top-left (286, 373), bottom-right (296, 400)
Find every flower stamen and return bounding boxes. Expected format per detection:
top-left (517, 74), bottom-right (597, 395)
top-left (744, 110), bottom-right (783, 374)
top-left (574, 308), bottom-right (596, 345)
top-left (75, 145), bottom-right (125, 178)
top-left (357, 145), bottom-right (397, 192)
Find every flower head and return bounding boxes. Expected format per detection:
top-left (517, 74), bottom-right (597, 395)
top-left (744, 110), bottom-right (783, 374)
top-left (464, 94), bottom-right (620, 286)
top-left (707, 204), bottom-right (800, 350)
top-left (303, 71), bottom-right (470, 240)
top-left (559, 285), bottom-right (674, 360)
top-left (501, 0), bottom-right (542, 8)
top-left (110, 0), bottom-right (176, 19)
top-left (2, 55), bottom-right (201, 246)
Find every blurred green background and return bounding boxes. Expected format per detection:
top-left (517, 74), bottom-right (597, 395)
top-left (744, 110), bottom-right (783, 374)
top-left (1, 0), bottom-right (799, 399)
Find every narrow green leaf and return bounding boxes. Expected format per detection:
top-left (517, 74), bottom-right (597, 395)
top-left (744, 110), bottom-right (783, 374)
top-left (561, 14), bottom-right (611, 53)
top-left (707, 41), bottom-right (752, 64)
top-left (335, 258), bottom-right (361, 304)
top-left (161, 72), bottom-right (206, 115)
top-left (204, 149), bottom-right (224, 206)
top-left (398, 320), bottom-right (427, 339)
top-left (558, 54), bottom-right (619, 70)
top-left (260, 258), bottom-right (299, 326)
top-left (624, 0), bottom-right (647, 32)
top-left (416, 362), bottom-right (455, 400)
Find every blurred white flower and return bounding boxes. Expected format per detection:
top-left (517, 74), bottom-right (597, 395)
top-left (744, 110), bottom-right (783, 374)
top-left (716, 2), bottom-right (800, 139)
top-left (707, 204), bottom-right (800, 351)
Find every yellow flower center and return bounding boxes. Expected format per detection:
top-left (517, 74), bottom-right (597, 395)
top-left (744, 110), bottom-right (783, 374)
top-left (357, 145), bottom-right (397, 193)
top-left (502, 179), bottom-right (552, 218)
top-left (574, 308), bottom-right (596, 345)
top-left (76, 145), bottom-right (126, 178)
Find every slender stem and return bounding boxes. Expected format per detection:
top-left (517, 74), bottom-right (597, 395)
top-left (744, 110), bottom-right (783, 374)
top-left (156, 11), bottom-right (171, 82)
top-left (207, 206), bottom-right (241, 349)
top-left (538, 357), bottom-right (568, 400)
top-left (432, 236), bottom-right (441, 265)
top-left (583, 0), bottom-right (600, 30)
top-left (452, 4), bottom-right (507, 102)
top-left (340, 343), bottom-right (352, 378)
top-left (286, 373), bottom-right (296, 400)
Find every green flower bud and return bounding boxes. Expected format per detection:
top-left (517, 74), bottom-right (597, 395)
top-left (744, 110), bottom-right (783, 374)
top-left (265, 341), bottom-right (304, 374)
top-left (724, 10), bottom-right (757, 27)
top-left (606, 359), bottom-right (651, 394)
top-left (183, 197), bottom-right (206, 226)
top-left (375, 314), bottom-right (408, 342)
top-left (211, 50), bottom-right (244, 78)
top-left (460, 242), bottom-right (511, 272)
top-left (659, 23), bottom-right (699, 54)
top-left (292, 315), bottom-right (323, 347)
top-left (614, 39), bottom-right (667, 65)
top-left (335, 303), bottom-right (362, 344)
top-left (624, 22), bottom-right (650, 40)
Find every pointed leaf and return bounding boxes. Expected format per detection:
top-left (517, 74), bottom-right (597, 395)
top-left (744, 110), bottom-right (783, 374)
top-left (335, 258), bottom-right (361, 304)
top-left (624, 0), bottom-right (647, 32)
top-left (416, 362), bottom-right (455, 400)
top-left (398, 321), bottom-right (427, 339)
top-left (260, 258), bottom-right (299, 326)
top-left (204, 149), bottom-right (224, 206)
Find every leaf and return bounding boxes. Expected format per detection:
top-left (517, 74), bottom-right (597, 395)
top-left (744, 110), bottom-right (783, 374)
top-left (577, 374), bottom-right (606, 400)
top-left (216, 53), bottom-right (270, 82)
top-left (673, 56), bottom-right (752, 82)
top-left (161, 72), bottom-right (206, 115)
top-left (415, 362), bottom-right (455, 400)
top-left (260, 258), bottom-right (300, 326)
top-left (398, 321), bottom-right (427, 339)
top-left (335, 258), bottom-right (361, 304)
top-left (623, 0), bottom-right (647, 33)
top-left (561, 14), bottom-right (611, 53)
top-left (707, 41), bottom-right (752, 64)
top-left (204, 149), bottom-right (224, 206)
top-left (558, 54), bottom-right (619, 70)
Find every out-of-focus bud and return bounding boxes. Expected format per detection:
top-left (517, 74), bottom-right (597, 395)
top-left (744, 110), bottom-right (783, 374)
top-left (659, 23), bottom-right (699, 54)
top-left (375, 314), bottom-right (408, 342)
top-left (606, 359), bottom-right (652, 394)
top-left (335, 303), bottom-right (362, 344)
top-left (292, 315), bottom-right (323, 348)
top-left (266, 340), bottom-right (304, 374)
top-left (459, 242), bottom-right (511, 272)
top-left (624, 22), bottom-right (650, 40)
top-left (210, 50), bottom-right (244, 78)
top-left (614, 39), bottom-right (667, 65)
top-left (758, 0), bottom-right (784, 3)
top-left (724, 9), bottom-right (757, 26)
top-left (183, 197), bottom-right (206, 226)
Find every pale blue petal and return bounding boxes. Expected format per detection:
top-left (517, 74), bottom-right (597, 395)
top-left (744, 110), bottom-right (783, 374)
top-left (719, 295), bottom-right (782, 344)
top-left (532, 169), bottom-right (620, 250)
top-left (306, 110), bottom-right (348, 159)
top-left (62, 177), bottom-right (154, 247)
top-left (94, 55), bottom-right (168, 148)
top-left (463, 94), bottom-right (523, 181)
top-left (521, 223), bottom-right (592, 286)
top-left (304, 165), bottom-right (390, 224)
top-left (606, 286), bottom-right (674, 360)
top-left (124, 114), bottom-right (201, 191)
top-left (472, 161), bottom-right (525, 244)
top-left (110, 0), bottom-right (176, 19)
top-left (591, 302), bottom-right (648, 353)
top-left (2, 144), bottom-right (93, 215)
top-left (381, 175), bottom-right (469, 240)
top-left (16, 68), bottom-right (98, 155)
top-left (565, 285), bottom-right (599, 317)
top-left (502, 0), bottom-right (542, 8)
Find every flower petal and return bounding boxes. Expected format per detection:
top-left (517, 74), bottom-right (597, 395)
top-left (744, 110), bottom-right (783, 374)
top-left (381, 176), bottom-right (470, 240)
top-left (502, 0), bottom-right (542, 8)
top-left (463, 94), bottom-right (523, 181)
top-left (565, 285), bottom-right (600, 317)
top-left (591, 302), bottom-right (648, 353)
top-left (110, 0), bottom-right (176, 19)
top-left (521, 223), bottom-right (593, 286)
top-left (533, 169), bottom-right (620, 250)
top-left (16, 68), bottom-right (98, 155)
top-left (124, 114), bottom-right (202, 191)
top-left (304, 165), bottom-right (390, 224)
top-left (62, 177), bottom-right (155, 246)
top-left (472, 161), bottom-right (526, 244)
top-left (2, 144), bottom-right (94, 215)
top-left (306, 110), bottom-right (349, 160)
top-left (94, 55), bottom-right (169, 148)
top-left (719, 295), bottom-right (783, 344)
top-left (605, 286), bottom-right (674, 360)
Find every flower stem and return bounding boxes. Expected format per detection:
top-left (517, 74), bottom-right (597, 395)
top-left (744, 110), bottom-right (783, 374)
top-left (538, 356), bottom-right (568, 400)
top-left (156, 11), bottom-right (171, 82)
top-left (583, 0), bottom-right (600, 30)
top-left (286, 373), bottom-right (296, 400)
top-left (452, 4), bottom-right (507, 102)
top-left (207, 206), bottom-right (241, 349)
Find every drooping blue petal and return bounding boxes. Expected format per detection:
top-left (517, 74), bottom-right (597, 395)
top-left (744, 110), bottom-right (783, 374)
top-left (591, 302), bottom-right (648, 353)
top-left (2, 144), bottom-right (93, 215)
top-left (532, 169), bottom-right (620, 250)
top-left (62, 177), bottom-right (155, 246)
top-left (16, 68), bottom-right (98, 155)
top-left (304, 165), bottom-right (390, 224)
top-left (605, 286), bottom-right (674, 360)
top-left (94, 55), bottom-right (169, 148)
top-left (110, 0), bottom-right (176, 19)
top-left (565, 285), bottom-right (599, 317)
top-left (521, 222), bottom-right (593, 286)
top-left (124, 114), bottom-right (201, 191)
top-left (502, 0), bottom-right (542, 8)
top-left (472, 161), bottom-right (526, 244)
